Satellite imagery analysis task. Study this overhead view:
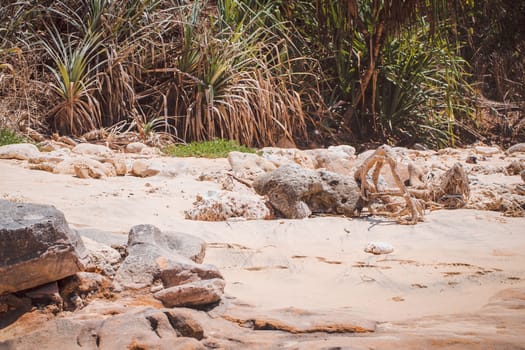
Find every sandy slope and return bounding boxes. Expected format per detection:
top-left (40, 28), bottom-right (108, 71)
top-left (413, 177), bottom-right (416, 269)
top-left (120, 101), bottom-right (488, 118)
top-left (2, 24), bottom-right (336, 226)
top-left (1, 154), bottom-right (525, 347)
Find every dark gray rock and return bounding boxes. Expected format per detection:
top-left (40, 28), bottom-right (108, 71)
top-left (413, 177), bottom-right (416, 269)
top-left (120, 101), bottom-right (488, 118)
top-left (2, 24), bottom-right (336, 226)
top-left (253, 164), bottom-right (362, 219)
top-left (0, 200), bottom-right (88, 294)
top-left (154, 278), bottom-right (225, 307)
top-left (114, 225), bottom-right (222, 291)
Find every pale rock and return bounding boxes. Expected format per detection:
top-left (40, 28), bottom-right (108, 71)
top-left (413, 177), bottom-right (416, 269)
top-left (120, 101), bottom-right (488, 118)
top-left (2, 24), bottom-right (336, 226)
top-left (507, 143), bottom-right (525, 154)
top-left (102, 158), bottom-right (127, 176)
top-left (228, 151), bottom-right (277, 181)
top-left (131, 159), bottom-right (160, 177)
top-left (154, 278), bottom-right (225, 307)
top-left (185, 190), bottom-right (272, 221)
top-left (0, 200), bottom-right (88, 294)
top-left (73, 158), bottom-right (115, 179)
top-left (364, 242), bottom-right (394, 255)
top-left (72, 143), bottom-right (112, 157)
top-left (253, 164), bottom-right (361, 219)
top-left (125, 142), bottom-right (148, 153)
top-left (0, 143), bottom-right (40, 160)
top-left (260, 147), bottom-right (297, 166)
top-left (474, 145), bottom-right (501, 156)
top-left (328, 144), bottom-right (356, 156)
top-left (82, 236), bottom-right (122, 276)
top-left (521, 170), bottom-right (525, 183)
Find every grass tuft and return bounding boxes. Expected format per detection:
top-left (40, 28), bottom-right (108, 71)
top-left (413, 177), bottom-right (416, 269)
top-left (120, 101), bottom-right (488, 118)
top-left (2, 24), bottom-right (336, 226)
top-left (0, 128), bottom-right (25, 146)
top-left (163, 139), bottom-right (256, 158)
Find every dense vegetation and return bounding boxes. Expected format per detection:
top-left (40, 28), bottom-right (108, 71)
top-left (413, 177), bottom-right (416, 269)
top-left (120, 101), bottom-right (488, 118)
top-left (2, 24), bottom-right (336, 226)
top-left (0, 0), bottom-right (523, 149)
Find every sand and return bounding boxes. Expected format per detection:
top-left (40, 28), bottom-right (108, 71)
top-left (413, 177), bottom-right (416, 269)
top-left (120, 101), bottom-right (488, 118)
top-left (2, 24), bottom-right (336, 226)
top-left (1, 152), bottom-right (525, 347)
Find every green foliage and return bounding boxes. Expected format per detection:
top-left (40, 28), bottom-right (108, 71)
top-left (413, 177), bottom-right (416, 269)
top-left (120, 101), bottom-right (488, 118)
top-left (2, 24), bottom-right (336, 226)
top-left (163, 139), bottom-right (256, 158)
top-left (378, 20), bottom-right (474, 147)
top-left (0, 128), bottom-right (25, 146)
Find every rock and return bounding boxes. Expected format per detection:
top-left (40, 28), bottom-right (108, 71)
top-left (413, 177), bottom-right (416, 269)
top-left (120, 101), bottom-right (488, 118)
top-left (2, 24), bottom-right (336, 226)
top-left (307, 146), bottom-right (357, 175)
top-left (24, 281), bottom-right (62, 305)
top-left (154, 278), bottom-right (225, 307)
top-left (82, 236), bottom-right (122, 276)
top-left (59, 272), bottom-right (111, 310)
top-left (253, 164), bottom-right (361, 219)
top-left (364, 242), bottom-right (394, 255)
top-left (97, 308), bottom-right (206, 350)
top-left (126, 142), bottom-right (148, 153)
top-left (102, 158), bottom-right (127, 176)
top-left (474, 145), bottom-right (501, 156)
top-left (0, 143), bottom-right (40, 160)
top-left (185, 190), bottom-right (273, 221)
top-left (522, 170), bottom-right (525, 183)
top-left (505, 160), bottom-right (525, 175)
top-left (0, 200), bottom-right (88, 294)
top-left (73, 158), bottom-right (115, 179)
top-left (131, 159), bottom-right (160, 177)
top-left (507, 143), bottom-right (525, 154)
top-left (164, 308), bottom-right (204, 339)
top-left (114, 225), bottom-right (222, 291)
top-left (228, 151), bottom-right (277, 181)
top-left (0, 303), bottom-right (206, 350)
top-left (72, 143), bottom-right (112, 157)
top-left (0, 294), bottom-right (31, 328)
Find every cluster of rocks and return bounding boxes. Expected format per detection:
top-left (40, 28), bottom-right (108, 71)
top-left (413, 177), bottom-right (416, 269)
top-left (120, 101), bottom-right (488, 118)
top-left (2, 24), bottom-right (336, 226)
top-left (0, 142), bottom-right (162, 178)
top-left (190, 143), bottom-right (525, 220)
top-left (0, 199), bottom-right (224, 349)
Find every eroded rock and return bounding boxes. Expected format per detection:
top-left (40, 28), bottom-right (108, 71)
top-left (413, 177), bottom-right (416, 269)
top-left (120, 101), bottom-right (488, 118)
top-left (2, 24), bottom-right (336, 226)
top-left (114, 224), bottom-right (223, 303)
top-left (185, 190), bottom-right (273, 221)
top-left (72, 143), bottom-right (112, 157)
top-left (253, 164), bottom-right (361, 219)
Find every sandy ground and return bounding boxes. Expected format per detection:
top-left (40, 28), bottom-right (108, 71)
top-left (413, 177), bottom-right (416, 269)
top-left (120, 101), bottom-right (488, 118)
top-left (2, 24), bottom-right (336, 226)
top-left (1, 154), bottom-right (525, 347)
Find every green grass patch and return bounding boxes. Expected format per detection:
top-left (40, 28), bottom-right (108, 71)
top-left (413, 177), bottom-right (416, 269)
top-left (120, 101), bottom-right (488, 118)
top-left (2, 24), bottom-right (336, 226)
top-left (163, 139), bottom-right (256, 158)
top-left (0, 128), bottom-right (26, 146)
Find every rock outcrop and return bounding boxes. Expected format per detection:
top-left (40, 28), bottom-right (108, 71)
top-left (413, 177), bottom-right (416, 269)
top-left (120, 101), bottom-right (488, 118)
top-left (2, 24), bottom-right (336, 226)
top-left (0, 200), bottom-right (88, 294)
top-left (114, 225), bottom-right (224, 307)
top-left (253, 164), bottom-right (362, 219)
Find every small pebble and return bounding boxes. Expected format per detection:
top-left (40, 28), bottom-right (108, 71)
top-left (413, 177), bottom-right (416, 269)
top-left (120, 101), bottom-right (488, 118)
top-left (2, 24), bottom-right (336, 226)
top-left (364, 242), bottom-right (394, 255)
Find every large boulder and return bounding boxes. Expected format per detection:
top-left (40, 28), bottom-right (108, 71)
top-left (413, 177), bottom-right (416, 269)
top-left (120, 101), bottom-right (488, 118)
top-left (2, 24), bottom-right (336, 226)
top-left (0, 200), bottom-right (88, 294)
top-left (114, 225), bottom-right (223, 308)
top-left (253, 164), bottom-right (362, 219)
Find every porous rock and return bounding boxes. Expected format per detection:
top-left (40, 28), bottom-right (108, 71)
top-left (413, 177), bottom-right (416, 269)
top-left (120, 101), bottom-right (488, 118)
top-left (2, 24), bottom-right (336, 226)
top-left (253, 164), bottom-right (361, 219)
top-left (0, 143), bottom-right (40, 160)
top-left (114, 225), bottom-right (221, 293)
top-left (0, 200), bottom-right (88, 294)
top-left (185, 190), bottom-right (273, 221)
top-left (82, 236), bottom-right (122, 276)
top-left (72, 143), bottom-right (112, 157)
